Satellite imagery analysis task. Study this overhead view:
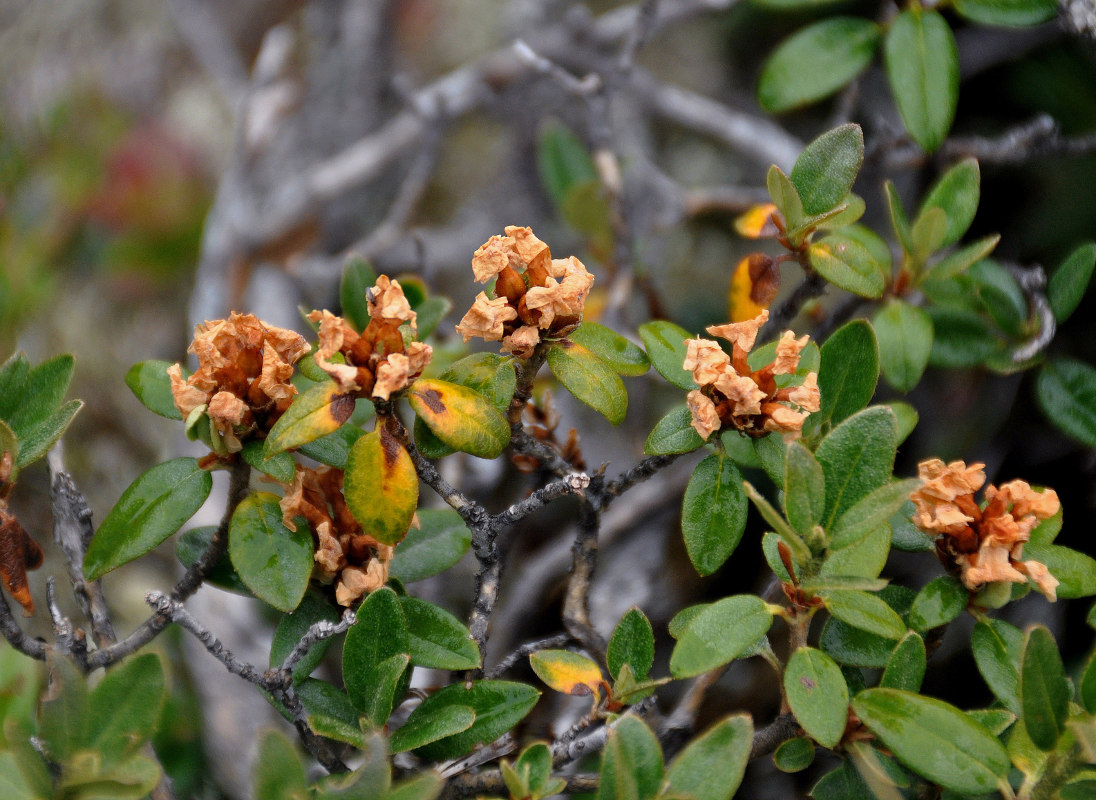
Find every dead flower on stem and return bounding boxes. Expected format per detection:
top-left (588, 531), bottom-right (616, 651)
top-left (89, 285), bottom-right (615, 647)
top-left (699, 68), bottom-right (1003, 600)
top-left (909, 458), bottom-right (1060, 600)
top-left (683, 310), bottom-right (820, 441)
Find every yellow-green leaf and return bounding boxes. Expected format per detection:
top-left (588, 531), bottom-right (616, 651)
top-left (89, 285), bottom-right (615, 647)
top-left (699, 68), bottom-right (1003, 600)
top-left (343, 425), bottom-right (418, 545)
top-left (408, 378), bottom-right (510, 459)
top-left (530, 649), bottom-right (603, 697)
top-left (264, 381), bottom-right (356, 457)
top-left (546, 342), bottom-right (627, 425)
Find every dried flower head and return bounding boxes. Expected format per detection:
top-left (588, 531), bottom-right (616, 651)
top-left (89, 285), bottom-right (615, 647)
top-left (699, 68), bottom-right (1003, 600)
top-left (169, 312), bottom-right (310, 453)
top-left (457, 226), bottom-right (595, 357)
top-left (683, 310), bottom-right (819, 440)
top-left (280, 465), bottom-right (394, 607)
top-left (910, 459), bottom-right (1060, 600)
top-left (0, 504), bottom-right (43, 616)
top-left (308, 275), bottom-right (432, 403)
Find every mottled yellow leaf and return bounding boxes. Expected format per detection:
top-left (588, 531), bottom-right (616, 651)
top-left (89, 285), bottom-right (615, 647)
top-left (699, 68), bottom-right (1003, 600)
top-left (529, 649), bottom-right (603, 697)
top-left (734, 203), bottom-right (779, 239)
top-left (408, 378), bottom-right (510, 459)
top-left (728, 254), bottom-right (780, 323)
top-left (343, 424), bottom-right (418, 545)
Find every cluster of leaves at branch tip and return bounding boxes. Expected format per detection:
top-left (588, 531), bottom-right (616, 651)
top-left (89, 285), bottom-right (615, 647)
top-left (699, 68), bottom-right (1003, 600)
top-left (7, 108), bottom-right (1096, 800)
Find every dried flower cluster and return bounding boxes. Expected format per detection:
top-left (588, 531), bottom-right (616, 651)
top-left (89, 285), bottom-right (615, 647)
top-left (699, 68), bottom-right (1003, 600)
top-left (169, 312), bottom-right (311, 453)
top-left (281, 465), bottom-right (394, 607)
top-left (0, 452), bottom-right (42, 616)
top-left (309, 275), bottom-right (432, 402)
top-left (683, 310), bottom-right (819, 440)
top-left (456, 226), bottom-right (595, 358)
top-left (910, 459), bottom-right (1060, 600)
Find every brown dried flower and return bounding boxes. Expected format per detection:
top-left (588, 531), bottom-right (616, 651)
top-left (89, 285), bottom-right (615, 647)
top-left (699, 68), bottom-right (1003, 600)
top-left (0, 504), bottom-right (43, 616)
top-left (169, 312), bottom-right (310, 453)
top-left (308, 275), bottom-right (432, 403)
top-left (909, 459), bottom-right (1060, 600)
top-left (457, 226), bottom-right (595, 357)
top-left (280, 465), bottom-right (394, 607)
top-left (683, 310), bottom-right (820, 440)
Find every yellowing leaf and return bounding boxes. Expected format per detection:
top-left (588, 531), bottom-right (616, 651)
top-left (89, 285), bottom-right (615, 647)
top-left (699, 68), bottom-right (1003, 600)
top-left (529, 649), bottom-right (603, 697)
top-left (343, 424), bottom-right (418, 545)
top-left (265, 381), bottom-right (356, 457)
top-left (408, 378), bottom-right (510, 459)
top-left (734, 204), bottom-right (779, 239)
top-left (728, 254), bottom-right (780, 322)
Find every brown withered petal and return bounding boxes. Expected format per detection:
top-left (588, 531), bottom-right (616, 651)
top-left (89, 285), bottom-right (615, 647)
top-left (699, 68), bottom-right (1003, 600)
top-left (257, 345), bottom-right (298, 403)
top-left (712, 369), bottom-right (766, 417)
top-left (208, 391), bottom-right (249, 427)
top-left (686, 390), bottom-right (721, 440)
top-left (334, 559), bottom-right (389, 607)
top-left (958, 541), bottom-right (1028, 590)
top-left (788, 372), bottom-right (820, 413)
top-left (504, 225), bottom-right (552, 276)
top-left (455, 293), bottom-right (518, 342)
top-left (168, 363), bottom-right (210, 419)
top-left (996, 480), bottom-right (1060, 521)
top-left (762, 404), bottom-right (808, 436)
top-left (313, 520), bottom-right (346, 580)
top-left (472, 235), bottom-right (515, 283)
top-left (501, 325), bottom-right (541, 358)
top-left (0, 507), bottom-right (43, 616)
top-left (772, 331), bottom-right (809, 375)
top-left (309, 309), bottom-right (364, 393)
top-left (1015, 558), bottom-right (1059, 601)
top-left (368, 276), bottom-right (417, 331)
top-left (683, 339), bottom-right (731, 387)
top-left (706, 310), bottom-right (769, 353)
top-left (373, 353), bottom-right (411, 401)
top-left (404, 341), bottom-right (433, 378)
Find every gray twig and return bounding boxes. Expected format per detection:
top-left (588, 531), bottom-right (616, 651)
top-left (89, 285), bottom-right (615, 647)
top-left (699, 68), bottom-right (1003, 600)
top-left (485, 632), bottom-right (572, 679)
top-left (282, 607), bottom-right (357, 675)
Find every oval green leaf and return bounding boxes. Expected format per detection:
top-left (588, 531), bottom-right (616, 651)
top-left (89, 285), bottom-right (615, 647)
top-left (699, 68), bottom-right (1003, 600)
top-left (598, 716), bottom-right (664, 800)
top-left (873, 300), bottom-right (933, 393)
top-left (809, 235), bottom-right (886, 298)
top-left (666, 714), bottom-right (752, 800)
top-left (175, 525), bottom-right (250, 595)
top-left (670, 595), bottom-right (773, 678)
top-left (1021, 625), bottom-right (1069, 751)
top-left (953, 0), bottom-right (1057, 27)
top-left (547, 343), bottom-right (627, 425)
top-left (1048, 241), bottom-right (1096, 323)
top-left (405, 680), bottom-right (540, 761)
top-left (829, 478), bottom-right (922, 547)
top-left (342, 587), bottom-right (410, 724)
top-left (880, 632), bottom-right (926, 692)
top-left (1037, 358), bottom-right (1096, 449)
top-left (784, 647), bottom-right (849, 748)
top-left (791, 124), bottom-right (866, 216)
top-left (125, 360), bottom-right (184, 420)
top-left (440, 353), bottom-right (517, 413)
top-left (389, 508), bottom-right (472, 584)
top-left (608, 607), bottom-right (655, 683)
top-left (824, 590), bottom-right (907, 640)
top-left (265, 380), bottom-right (356, 457)
top-left (389, 704), bottom-right (476, 754)
top-left (270, 591), bottom-right (339, 681)
top-left (917, 158), bottom-right (980, 248)
top-left (228, 492), bottom-right (313, 612)
top-left (909, 575), bottom-right (966, 632)
top-left (85, 457), bottom-right (213, 581)
top-left (400, 595), bottom-right (481, 671)
top-left (344, 425), bottom-right (419, 545)
top-left (971, 618), bottom-right (1023, 714)
top-left (682, 454), bottom-right (747, 576)
top-left (645, 404), bottom-right (705, 455)
top-left (638, 320), bottom-right (694, 390)
top-left (815, 406), bottom-right (897, 530)
top-left (784, 442), bottom-right (825, 538)
top-left (1023, 543), bottom-right (1096, 599)
top-left (884, 9), bottom-right (958, 153)
top-left (241, 440), bottom-right (296, 484)
top-left (852, 688), bottom-right (1010, 795)
top-left (570, 322), bottom-right (650, 376)
top-left (408, 378), bottom-right (511, 458)
top-left (804, 319), bottom-right (879, 439)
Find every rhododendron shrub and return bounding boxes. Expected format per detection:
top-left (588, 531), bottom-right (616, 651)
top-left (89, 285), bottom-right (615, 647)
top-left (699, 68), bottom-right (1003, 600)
top-left (2, 124), bottom-right (1096, 800)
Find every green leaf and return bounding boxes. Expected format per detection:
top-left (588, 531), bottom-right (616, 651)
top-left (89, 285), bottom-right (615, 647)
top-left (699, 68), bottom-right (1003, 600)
top-left (1020, 626), bottom-right (1069, 751)
top-left (873, 300), bottom-right (933, 393)
top-left (953, 0), bottom-right (1058, 27)
top-left (681, 454), bottom-right (747, 576)
top-left (547, 343), bottom-right (627, 425)
top-left (340, 256), bottom-right (377, 331)
top-left (124, 360), bottom-right (183, 420)
top-left (569, 323), bottom-right (650, 376)
top-left (645, 404), bottom-right (705, 454)
top-left (828, 478), bottom-right (921, 546)
top-left (389, 508), bottom-right (472, 583)
top-left (562, 180), bottom-right (614, 252)
top-left (228, 492), bottom-right (313, 612)
top-left (972, 618), bottom-right (1023, 715)
top-left (784, 647), bottom-right (849, 748)
top-left (271, 591), bottom-right (339, 681)
top-left (84, 458), bottom-right (212, 580)
top-left (1026, 543), bottom-right (1096, 598)
top-left (240, 440), bottom-right (296, 484)
top-left (880, 632), bottom-right (926, 692)
top-left (665, 714), bottom-right (752, 800)
top-left (608, 608), bottom-right (655, 682)
top-left (917, 159), bottom-right (980, 248)
top-left (884, 181), bottom-right (914, 255)
top-left (670, 595), bottom-right (773, 678)
top-left (744, 481), bottom-right (811, 566)
top-left (1037, 358), bottom-right (1096, 449)
top-left (640, 320), bottom-right (688, 390)
top-left (294, 679), bottom-right (362, 748)
top-left (854, 691), bottom-right (1010, 795)
top-left (784, 442), bottom-right (825, 538)
top-left (439, 353), bottom-right (516, 413)
top-left (342, 588), bottom-right (410, 725)
top-left (758, 20), bottom-right (880, 113)
top-left (809, 235), bottom-right (886, 298)
top-left (404, 680), bottom-right (540, 762)
top-left (810, 760), bottom-right (876, 800)
top-left (344, 425), bottom-right (419, 545)
top-left (408, 378), bottom-right (511, 457)
top-left (889, 500), bottom-right (934, 552)
top-left (815, 407), bottom-right (897, 529)
top-left (38, 654), bottom-right (89, 761)
top-left (4, 353), bottom-right (74, 440)
top-left (884, 9), bottom-right (958, 152)
top-left (175, 525), bottom-right (250, 595)
top-left (909, 575), bottom-right (966, 632)
top-left (0, 353), bottom-right (29, 423)
top-left (1081, 652), bottom-right (1096, 714)
top-left (767, 165), bottom-right (805, 231)
top-left (298, 422), bottom-right (363, 469)
top-left (253, 729), bottom-right (309, 800)
top-left (1048, 242), bottom-right (1096, 323)
top-left (597, 717), bottom-right (664, 800)
top-left (824, 591), bottom-right (907, 640)
top-left (389, 705), bottom-right (476, 754)
top-left (818, 525), bottom-right (889, 580)
top-left (13, 399), bottom-right (82, 469)
top-left (538, 120), bottom-right (598, 211)
top-left (820, 586), bottom-right (913, 667)
top-left (87, 654), bottom-right (165, 764)
top-left (791, 124), bottom-right (865, 216)
top-left (924, 306), bottom-right (997, 368)
top-left (773, 737), bottom-right (815, 773)
top-left (265, 381), bottom-right (357, 457)
top-left (414, 296), bottom-right (451, 340)
top-left (385, 773), bottom-right (444, 800)
top-left (804, 320), bottom-right (879, 438)
top-left (0, 750), bottom-right (48, 800)
top-left (400, 596), bottom-right (481, 671)
top-left (920, 234), bottom-right (1000, 283)
top-left (312, 728), bottom-right (390, 798)
top-left (911, 208), bottom-right (949, 266)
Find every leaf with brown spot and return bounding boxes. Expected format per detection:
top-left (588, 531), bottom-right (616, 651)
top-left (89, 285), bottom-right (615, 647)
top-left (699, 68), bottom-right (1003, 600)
top-left (529, 649), bottom-right (603, 697)
top-left (344, 424), bottom-right (418, 545)
top-left (264, 380), bottom-right (357, 457)
top-left (0, 507), bottom-right (43, 615)
top-left (408, 379), bottom-right (510, 459)
top-left (728, 253), bottom-right (780, 323)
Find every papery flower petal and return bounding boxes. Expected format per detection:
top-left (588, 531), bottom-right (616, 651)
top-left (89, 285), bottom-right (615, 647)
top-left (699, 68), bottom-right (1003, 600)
top-left (472, 235), bottom-right (515, 282)
top-left (772, 331), bottom-right (809, 375)
top-left (1015, 559), bottom-right (1059, 601)
top-left (683, 339), bottom-right (731, 386)
top-left (788, 372), bottom-right (820, 413)
top-left (369, 275), bottom-right (417, 331)
top-left (713, 368), bottom-right (766, 416)
top-left (501, 325), bottom-right (541, 358)
top-left (762, 404), bottom-right (808, 436)
top-left (258, 346), bottom-right (298, 403)
top-left (313, 520), bottom-right (346, 580)
top-left (373, 353), bottom-right (410, 401)
top-left (959, 541), bottom-right (1028, 589)
top-left (505, 225), bottom-right (551, 276)
top-left (686, 390), bottom-right (721, 440)
top-left (208, 391), bottom-right (249, 426)
top-left (706, 310), bottom-right (769, 352)
top-left (168, 363), bottom-right (209, 419)
top-left (455, 292), bottom-right (517, 342)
